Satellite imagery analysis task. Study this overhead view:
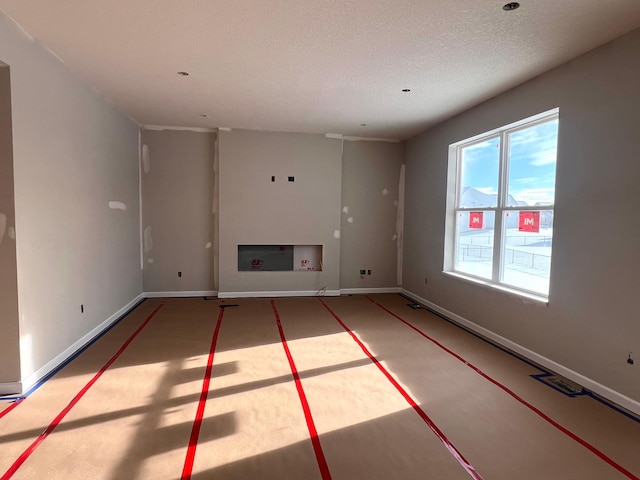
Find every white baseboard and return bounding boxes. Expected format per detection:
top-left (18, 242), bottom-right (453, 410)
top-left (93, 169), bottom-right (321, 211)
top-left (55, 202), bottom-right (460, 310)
top-left (401, 288), bottom-right (640, 417)
top-left (19, 293), bottom-right (145, 395)
top-left (340, 287), bottom-right (401, 295)
top-left (144, 290), bottom-right (218, 298)
top-left (0, 381), bottom-right (22, 396)
top-left (218, 290), bottom-right (340, 299)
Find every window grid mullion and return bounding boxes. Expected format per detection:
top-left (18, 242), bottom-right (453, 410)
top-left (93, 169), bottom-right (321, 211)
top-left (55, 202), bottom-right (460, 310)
top-left (492, 131), bottom-right (507, 282)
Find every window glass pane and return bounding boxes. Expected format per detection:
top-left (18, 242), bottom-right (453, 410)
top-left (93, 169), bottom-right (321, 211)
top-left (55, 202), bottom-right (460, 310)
top-left (455, 210), bottom-right (495, 279)
top-left (507, 119), bottom-right (558, 207)
top-left (459, 137), bottom-right (500, 207)
top-left (501, 210), bottom-right (553, 295)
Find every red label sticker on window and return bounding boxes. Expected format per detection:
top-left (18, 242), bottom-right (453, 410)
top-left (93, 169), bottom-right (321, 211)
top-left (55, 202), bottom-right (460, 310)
top-left (519, 211), bottom-right (540, 233)
top-left (469, 211), bottom-right (484, 229)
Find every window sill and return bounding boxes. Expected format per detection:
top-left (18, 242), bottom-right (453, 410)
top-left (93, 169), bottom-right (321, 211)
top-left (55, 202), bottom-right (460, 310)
top-left (443, 271), bottom-right (549, 305)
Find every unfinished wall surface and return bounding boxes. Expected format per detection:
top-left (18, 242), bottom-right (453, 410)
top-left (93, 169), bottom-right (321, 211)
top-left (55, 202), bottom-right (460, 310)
top-left (404, 27), bottom-right (640, 412)
top-left (0, 12), bottom-right (142, 390)
top-left (340, 140), bottom-right (404, 290)
top-left (0, 64), bottom-right (21, 390)
top-left (141, 129), bottom-right (215, 294)
top-left (218, 129), bottom-right (342, 295)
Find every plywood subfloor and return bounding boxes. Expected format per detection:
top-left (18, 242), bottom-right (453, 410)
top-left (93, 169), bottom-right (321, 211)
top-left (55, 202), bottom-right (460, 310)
top-left (1, 294), bottom-right (639, 479)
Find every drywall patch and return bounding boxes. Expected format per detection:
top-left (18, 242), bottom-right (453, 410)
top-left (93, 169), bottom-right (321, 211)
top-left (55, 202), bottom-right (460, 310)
top-left (382, 188), bottom-right (389, 196)
top-left (205, 242), bottom-right (212, 249)
top-left (392, 234), bottom-right (398, 241)
top-left (144, 226), bottom-right (153, 253)
top-left (0, 213), bottom-right (6, 246)
top-left (347, 217), bottom-right (354, 224)
top-left (8, 227), bottom-right (15, 240)
top-left (141, 144), bottom-right (151, 173)
top-left (147, 258), bottom-right (154, 264)
top-left (333, 230), bottom-right (341, 239)
top-left (342, 206), bottom-right (349, 214)
top-left (393, 200), bottom-right (399, 207)
top-left (108, 201), bottom-right (127, 211)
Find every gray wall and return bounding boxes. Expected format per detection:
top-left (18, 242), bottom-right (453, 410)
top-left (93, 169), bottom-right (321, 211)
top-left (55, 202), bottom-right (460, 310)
top-left (218, 129), bottom-right (342, 294)
top-left (141, 129), bottom-right (216, 293)
top-left (404, 28), bottom-right (640, 405)
top-left (0, 64), bottom-right (20, 387)
top-left (0, 12), bottom-right (142, 386)
top-left (340, 140), bottom-right (403, 289)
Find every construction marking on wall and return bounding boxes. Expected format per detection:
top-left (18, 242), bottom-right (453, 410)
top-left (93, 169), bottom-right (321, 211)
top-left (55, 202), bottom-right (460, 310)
top-left (0, 213), bottom-right (6, 245)
top-left (141, 144), bottom-right (151, 173)
top-left (144, 226), bottom-right (153, 253)
top-left (108, 201), bottom-right (127, 211)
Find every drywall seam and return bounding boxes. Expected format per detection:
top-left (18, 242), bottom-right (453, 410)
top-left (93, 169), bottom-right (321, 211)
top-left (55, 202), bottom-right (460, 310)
top-left (19, 293), bottom-right (145, 394)
top-left (0, 212), bottom-right (6, 245)
top-left (138, 130), bottom-right (144, 270)
top-left (218, 290), bottom-right (341, 299)
top-left (340, 287), bottom-right (402, 295)
top-left (144, 290), bottom-right (218, 298)
top-left (396, 164), bottom-right (405, 286)
top-left (401, 288), bottom-right (640, 417)
top-left (142, 125), bottom-right (216, 133)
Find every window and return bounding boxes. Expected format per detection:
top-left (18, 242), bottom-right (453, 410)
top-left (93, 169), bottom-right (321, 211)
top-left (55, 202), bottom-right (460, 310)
top-left (446, 109), bottom-right (559, 298)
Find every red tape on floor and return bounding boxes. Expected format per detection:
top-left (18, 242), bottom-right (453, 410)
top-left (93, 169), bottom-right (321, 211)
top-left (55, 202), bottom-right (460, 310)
top-left (181, 307), bottom-right (225, 480)
top-left (367, 296), bottom-right (639, 480)
top-left (319, 298), bottom-right (483, 480)
top-left (0, 303), bottom-right (165, 480)
top-left (0, 399), bottom-right (23, 421)
top-left (271, 300), bottom-right (332, 480)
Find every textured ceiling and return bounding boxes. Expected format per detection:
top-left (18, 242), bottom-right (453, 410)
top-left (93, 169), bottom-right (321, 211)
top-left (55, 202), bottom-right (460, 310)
top-left (1, 1), bottom-right (640, 140)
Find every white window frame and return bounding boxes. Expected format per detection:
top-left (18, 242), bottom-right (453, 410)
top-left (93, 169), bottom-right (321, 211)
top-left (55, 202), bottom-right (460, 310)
top-left (445, 108), bottom-right (559, 300)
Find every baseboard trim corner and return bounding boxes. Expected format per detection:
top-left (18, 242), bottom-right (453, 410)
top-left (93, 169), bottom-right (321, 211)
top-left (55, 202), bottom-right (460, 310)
top-left (0, 382), bottom-right (22, 397)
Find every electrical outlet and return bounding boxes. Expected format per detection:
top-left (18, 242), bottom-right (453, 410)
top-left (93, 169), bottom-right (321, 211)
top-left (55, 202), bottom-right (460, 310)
top-left (178, 271), bottom-right (182, 277)
top-left (628, 353), bottom-right (634, 365)
top-left (367, 270), bottom-right (372, 275)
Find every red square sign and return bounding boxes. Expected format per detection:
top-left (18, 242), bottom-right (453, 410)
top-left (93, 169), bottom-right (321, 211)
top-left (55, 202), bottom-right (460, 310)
top-left (469, 211), bottom-right (484, 229)
top-left (519, 211), bottom-right (540, 233)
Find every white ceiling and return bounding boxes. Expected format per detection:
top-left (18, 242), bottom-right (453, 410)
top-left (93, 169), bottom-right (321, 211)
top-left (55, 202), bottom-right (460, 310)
top-left (1, 1), bottom-right (640, 140)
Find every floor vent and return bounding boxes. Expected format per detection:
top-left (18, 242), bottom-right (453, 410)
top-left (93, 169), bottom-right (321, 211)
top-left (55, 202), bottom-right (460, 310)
top-left (407, 303), bottom-right (423, 310)
top-left (531, 373), bottom-right (586, 397)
